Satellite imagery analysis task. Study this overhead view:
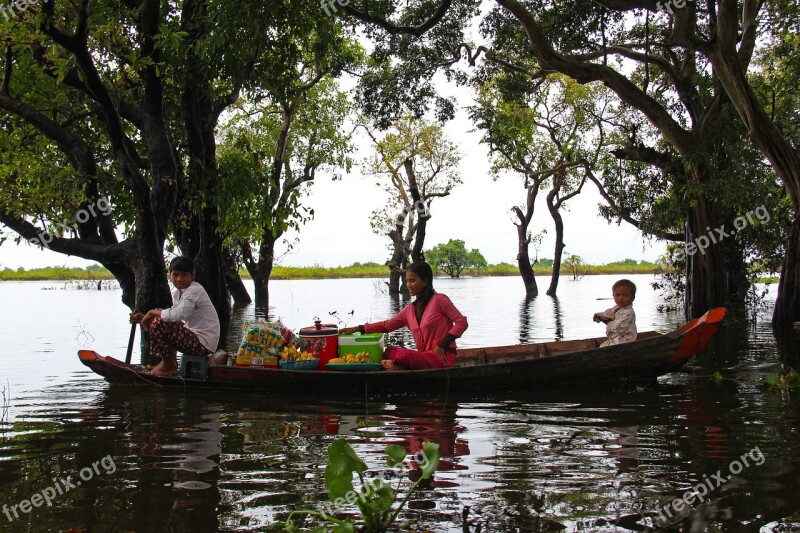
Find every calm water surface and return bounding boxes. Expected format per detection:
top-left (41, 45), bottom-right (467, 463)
top-left (0, 275), bottom-right (798, 532)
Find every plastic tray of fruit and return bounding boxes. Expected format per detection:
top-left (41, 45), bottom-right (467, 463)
top-left (326, 362), bottom-right (383, 371)
top-left (326, 352), bottom-right (382, 371)
top-left (279, 358), bottom-right (319, 370)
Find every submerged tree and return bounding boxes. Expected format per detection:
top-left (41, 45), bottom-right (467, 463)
top-left (426, 239), bottom-right (487, 278)
top-left (471, 74), bottom-right (607, 297)
top-left (217, 74), bottom-right (357, 310)
top-left (362, 116), bottom-right (461, 294)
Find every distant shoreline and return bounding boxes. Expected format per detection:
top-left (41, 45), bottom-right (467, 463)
top-left (1, 263), bottom-right (778, 284)
top-left (0, 261), bottom-right (660, 281)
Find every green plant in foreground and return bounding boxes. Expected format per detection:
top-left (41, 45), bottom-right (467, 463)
top-left (284, 438), bottom-right (440, 532)
top-left (762, 367), bottom-right (800, 393)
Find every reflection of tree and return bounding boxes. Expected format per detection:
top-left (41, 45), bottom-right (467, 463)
top-left (519, 295), bottom-right (565, 344)
top-left (519, 296), bottom-right (534, 344)
top-left (551, 296), bottom-right (563, 341)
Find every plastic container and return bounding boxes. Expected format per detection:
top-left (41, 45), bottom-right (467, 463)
top-left (338, 333), bottom-right (385, 363)
top-left (299, 320), bottom-right (339, 370)
top-left (279, 358), bottom-right (320, 370)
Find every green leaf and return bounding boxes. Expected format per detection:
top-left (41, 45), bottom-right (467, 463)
top-left (328, 477), bottom-right (355, 502)
top-left (373, 483), bottom-right (395, 511)
top-left (420, 442), bottom-right (440, 480)
top-left (385, 444), bottom-right (407, 467)
top-left (332, 524), bottom-right (355, 533)
top-left (324, 438), bottom-right (367, 501)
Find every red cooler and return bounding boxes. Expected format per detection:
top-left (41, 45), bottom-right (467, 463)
top-left (299, 320), bottom-right (339, 370)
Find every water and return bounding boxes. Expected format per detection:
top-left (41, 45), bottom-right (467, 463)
top-left (1, 275), bottom-right (798, 532)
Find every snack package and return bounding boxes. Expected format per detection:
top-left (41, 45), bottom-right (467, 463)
top-left (237, 320), bottom-right (299, 366)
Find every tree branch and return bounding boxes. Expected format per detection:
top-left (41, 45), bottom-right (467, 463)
top-left (341, 0), bottom-right (453, 37)
top-left (0, 207), bottom-right (126, 262)
top-left (583, 165), bottom-right (682, 241)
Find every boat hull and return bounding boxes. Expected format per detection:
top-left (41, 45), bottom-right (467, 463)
top-left (78, 308), bottom-right (726, 392)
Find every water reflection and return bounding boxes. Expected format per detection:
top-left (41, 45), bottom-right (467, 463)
top-left (519, 296), bottom-right (534, 344)
top-left (518, 295), bottom-right (567, 345)
top-left (552, 296), bottom-right (564, 341)
top-left (98, 389), bottom-right (223, 531)
top-left (2, 279), bottom-right (799, 531)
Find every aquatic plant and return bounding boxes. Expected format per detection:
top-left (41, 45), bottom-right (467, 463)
top-left (762, 366), bottom-right (800, 393)
top-left (283, 438), bottom-right (440, 532)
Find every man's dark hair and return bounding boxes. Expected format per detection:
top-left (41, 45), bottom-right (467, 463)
top-left (169, 256), bottom-right (194, 274)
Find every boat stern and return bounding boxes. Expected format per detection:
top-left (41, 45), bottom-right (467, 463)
top-left (671, 307), bottom-right (726, 365)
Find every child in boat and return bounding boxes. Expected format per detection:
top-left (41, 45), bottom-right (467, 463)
top-left (129, 256), bottom-right (220, 376)
top-left (593, 279), bottom-right (637, 347)
top-left (340, 261), bottom-right (468, 370)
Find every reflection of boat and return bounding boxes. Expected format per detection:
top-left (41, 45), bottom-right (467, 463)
top-left (78, 308), bottom-right (725, 392)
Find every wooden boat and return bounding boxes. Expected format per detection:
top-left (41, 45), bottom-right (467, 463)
top-left (78, 307), bottom-right (726, 392)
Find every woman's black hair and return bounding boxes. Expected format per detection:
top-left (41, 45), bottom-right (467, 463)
top-left (169, 256), bottom-right (194, 274)
top-left (407, 261), bottom-right (436, 306)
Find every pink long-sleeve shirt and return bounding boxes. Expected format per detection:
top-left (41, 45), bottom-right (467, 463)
top-left (364, 293), bottom-right (468, 353)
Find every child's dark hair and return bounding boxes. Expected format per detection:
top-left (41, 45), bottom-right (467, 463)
top-left (407, 261), bottom-right (436, 305)
top-left (612, 278), bottom-right (636, 296)
top-left (169, 256), bottom-right (194, 274)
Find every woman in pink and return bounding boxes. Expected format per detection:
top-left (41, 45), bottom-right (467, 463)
top-left (341, 261), bottom-right (468, 370)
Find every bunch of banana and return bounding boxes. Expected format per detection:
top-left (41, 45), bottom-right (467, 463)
top-left (329, 351), bottom-right (373, 364)
top-left (280, 346), bottom-right (316, 361)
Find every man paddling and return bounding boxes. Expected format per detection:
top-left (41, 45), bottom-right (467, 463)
top-left (129, 256), bottom-right (220, 376)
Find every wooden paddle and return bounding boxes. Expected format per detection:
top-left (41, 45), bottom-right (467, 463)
top-left (125, 310), bottom-right (138, 364)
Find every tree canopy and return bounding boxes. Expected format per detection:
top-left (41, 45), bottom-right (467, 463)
top-left (426, 239), bottom-right (487, 278)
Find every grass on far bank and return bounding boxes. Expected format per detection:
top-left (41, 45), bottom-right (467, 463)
top-left (0, 265), bottom-right (115, 281)
top-left (1, 260), bottom-right (661, 281)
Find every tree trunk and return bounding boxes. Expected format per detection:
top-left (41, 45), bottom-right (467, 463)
top-left (251, 270), bottom-right (268, 310)
top-left (130, 238), bottom-right (173, 364)
top-left (387, 232), bottom-right (406, 295)
top-left (546, 188), bottom-right (565, 296)
top-left (513, 184), bottom-right (539, 298)
top-left (683, 195), bottom-right (748, 318)
top-left (405, 159), bottom-right (428, 263)
top-left (774, 218), bottom-right (800, 327)
top-left (246, 232), bottom-right (277, 310)
top-left (704, 12), bottom-right (800, 326)
top-left (193, 212), bottom-right (231, 346)
top-left (223, 248), bottom-right (252, 305)
top-left (516, 224), bottom-right (538, 298)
